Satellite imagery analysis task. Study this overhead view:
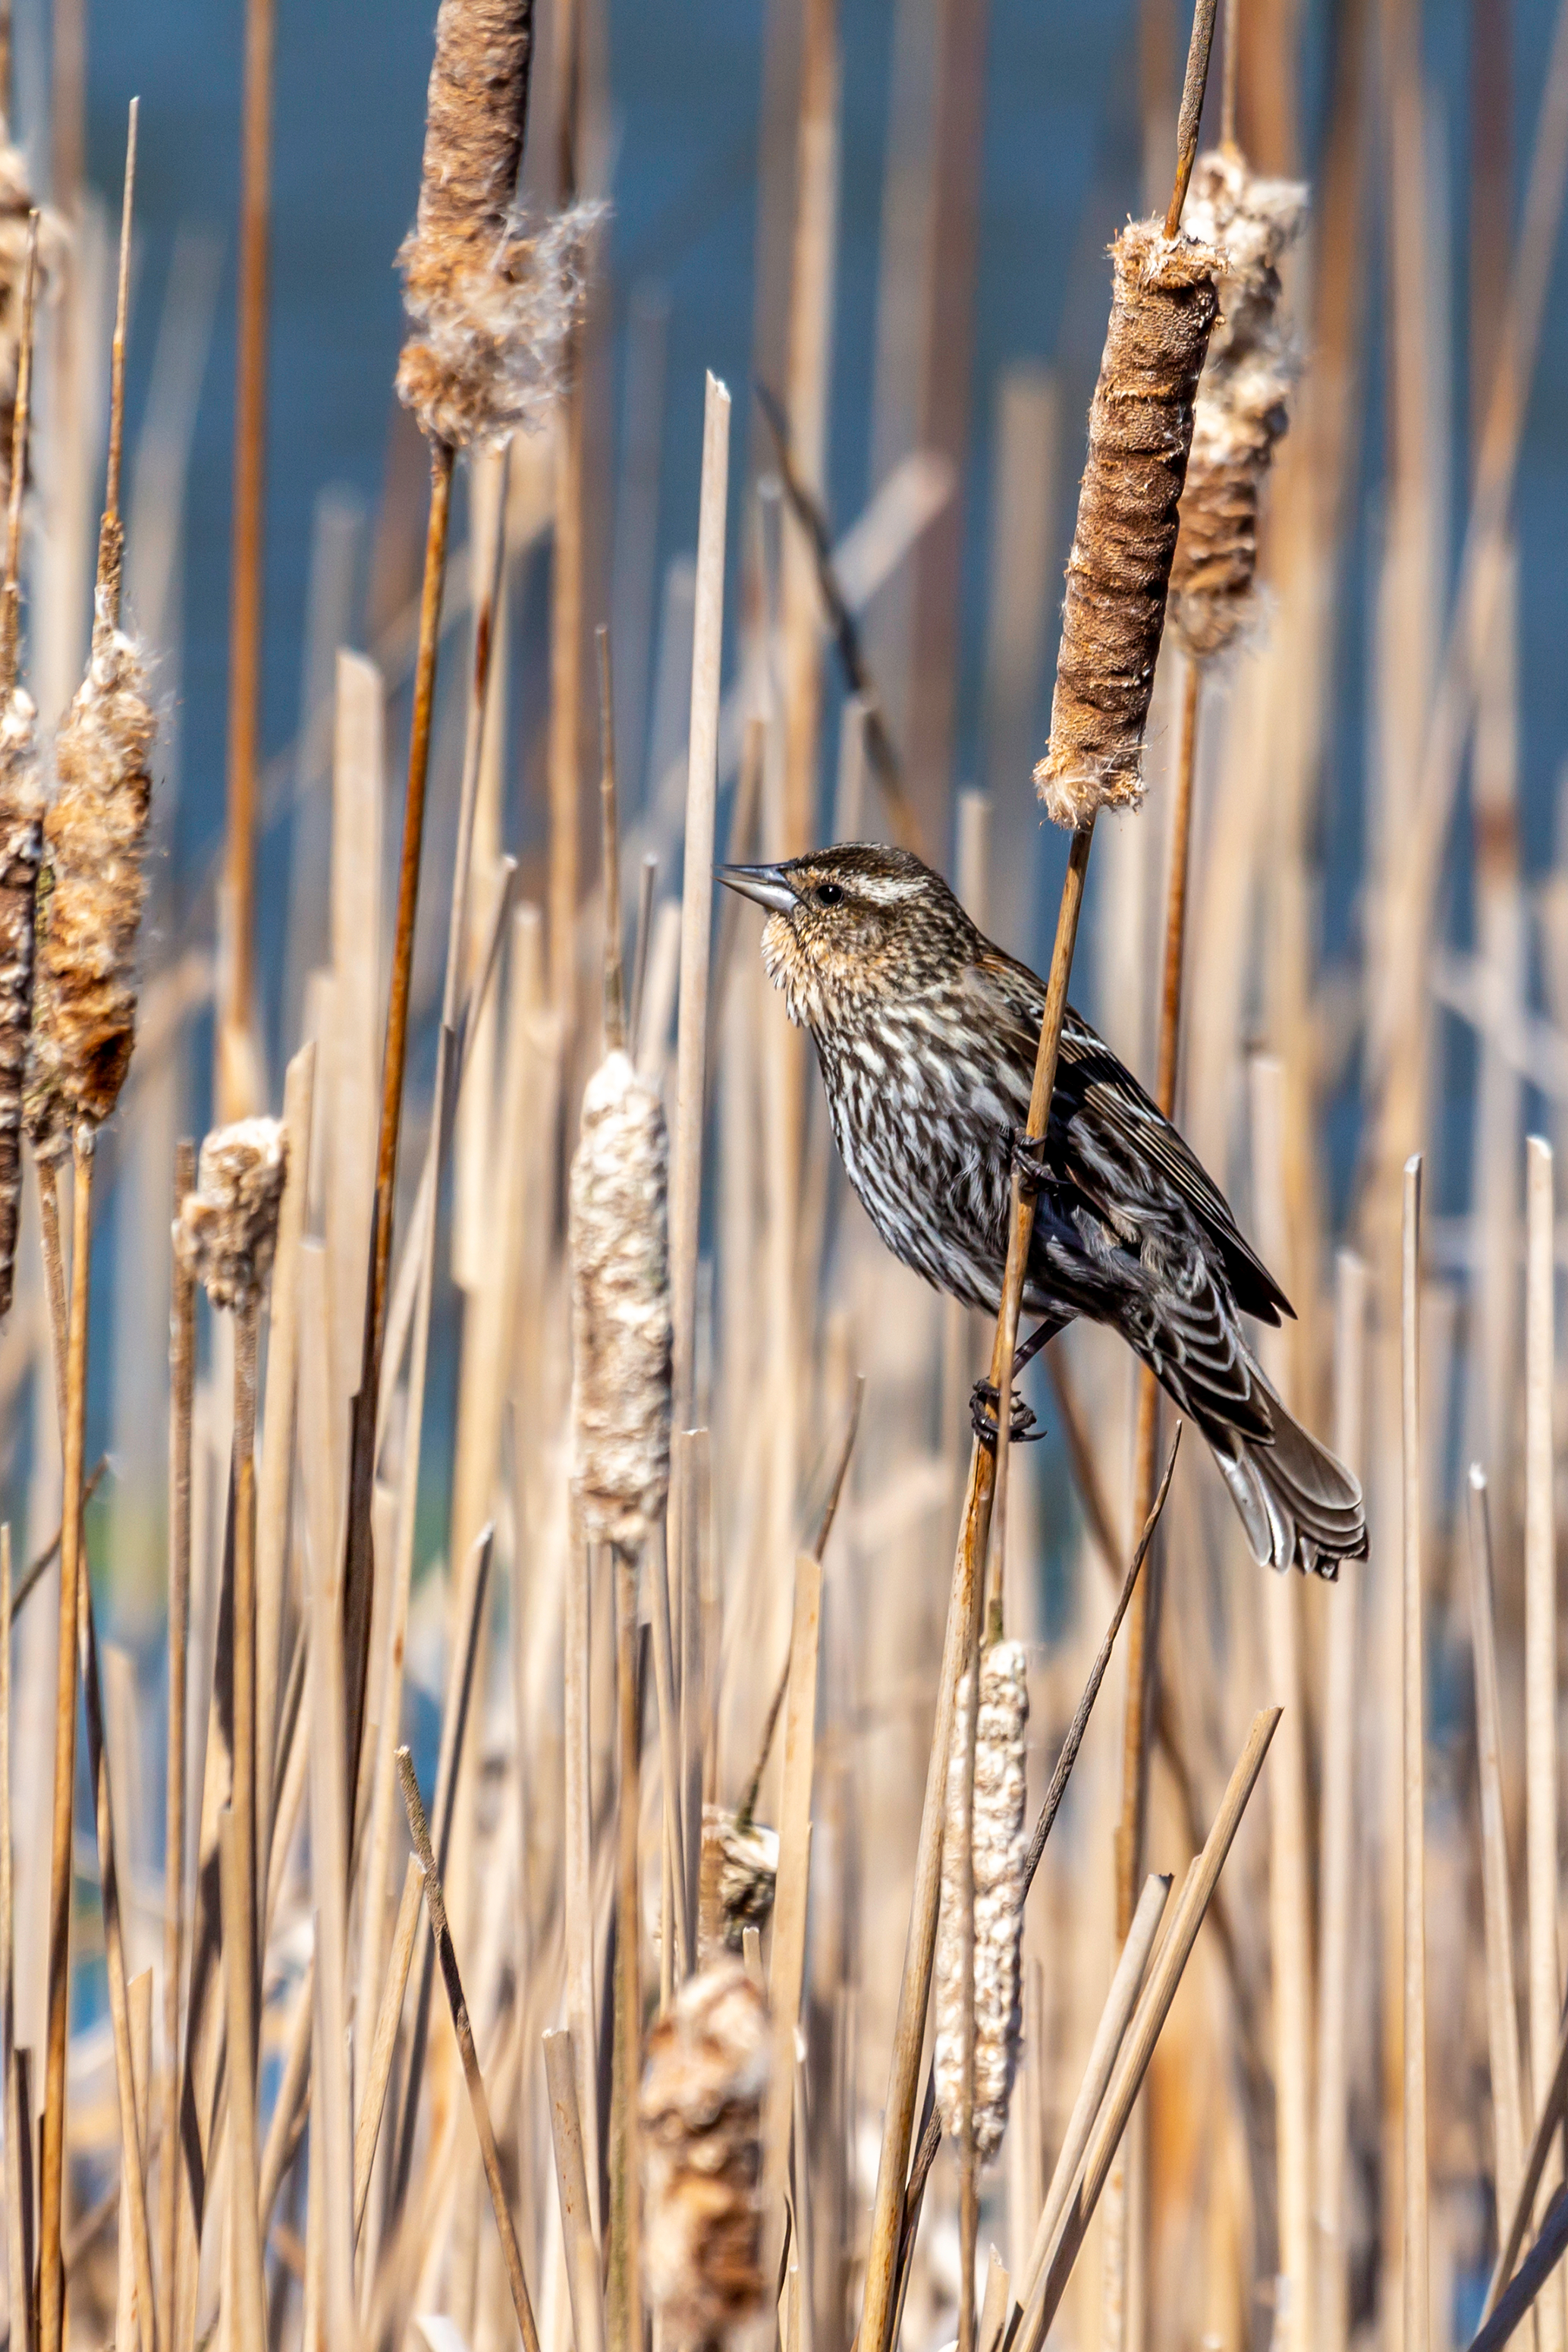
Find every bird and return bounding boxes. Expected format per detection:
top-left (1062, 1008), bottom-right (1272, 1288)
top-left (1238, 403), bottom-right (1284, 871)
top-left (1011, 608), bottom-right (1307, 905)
top-left (718, 841), bottom-right (1365, 1578)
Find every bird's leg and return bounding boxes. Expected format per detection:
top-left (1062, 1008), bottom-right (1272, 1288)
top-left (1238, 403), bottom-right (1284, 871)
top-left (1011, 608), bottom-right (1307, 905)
top-left (968, 1316), bottom-right (1064, 1451)
top-left (1009, 1124), bottom-right (1051, 1196)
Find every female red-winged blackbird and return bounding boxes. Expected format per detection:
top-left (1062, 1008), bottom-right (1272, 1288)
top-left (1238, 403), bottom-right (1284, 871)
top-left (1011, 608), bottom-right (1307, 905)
top-left (720, 843), bottom-right (1365, 1578)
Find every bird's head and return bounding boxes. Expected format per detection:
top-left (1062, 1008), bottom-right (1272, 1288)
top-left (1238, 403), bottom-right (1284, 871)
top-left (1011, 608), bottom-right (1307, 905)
top-left (717, 844), bottom-right (976, 1031)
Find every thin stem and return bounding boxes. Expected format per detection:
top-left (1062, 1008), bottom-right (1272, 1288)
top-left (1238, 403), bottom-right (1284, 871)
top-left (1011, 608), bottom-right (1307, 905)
top-left (219, 0), bottom-right (273, 1111)
top-left (158, 1150), bottom-right (192, 2352)
top-left (37, 1133), bottom-right (93, 2352)
top-left (93, 102), bottom-right (137, 621)
top-left (597, 626), bottom-right (626, 1052)
top-left (859, 818), bottom-right (1094, 2352)
top-left (1164, 0), bottom-right (1221, 234)
top-left (606, 1547), bottom-right (642, 2352)
top-left (397, 1747), bottom-right (542, 2352)
top-left (1219, 0), bottom-right (1240, 150)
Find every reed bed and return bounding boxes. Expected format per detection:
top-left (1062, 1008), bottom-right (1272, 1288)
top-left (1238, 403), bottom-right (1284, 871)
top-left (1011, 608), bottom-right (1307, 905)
top-left (0, 3), bottom-right (1566, 2352)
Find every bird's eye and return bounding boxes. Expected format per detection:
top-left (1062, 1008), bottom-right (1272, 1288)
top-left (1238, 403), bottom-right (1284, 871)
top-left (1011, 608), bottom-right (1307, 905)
top-left (815, 882), bottom-right (844, 907)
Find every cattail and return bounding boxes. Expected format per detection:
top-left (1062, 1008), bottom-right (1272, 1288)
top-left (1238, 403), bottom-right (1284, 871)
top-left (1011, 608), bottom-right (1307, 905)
top-left (24, 611), bottom-right (155, 1152)
top-left (396, 0), bottom-right (602, 448)
top-left (569, 1046), bottom-right (672, 1552)
top-left (641, 1958), bottom-right (771, 2346)
top-left (935, 1639), bottom-right (1029, 2163)
top-left (0, 684), bottom-right (39, 1316)
top-left (1034, 220), bottom-right (1219, 828)
top-left (697, 1805), bottom-right (780, 1965)
top-left (1167, 149), bottom-right (1309, 659)
top-left (173, 1118), bottom-right (288, 1311)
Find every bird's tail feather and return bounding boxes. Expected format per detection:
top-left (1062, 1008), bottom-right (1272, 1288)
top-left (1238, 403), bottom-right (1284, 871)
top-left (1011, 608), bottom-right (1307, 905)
top-left (1208, 1385), bottom-right (1366, 1579)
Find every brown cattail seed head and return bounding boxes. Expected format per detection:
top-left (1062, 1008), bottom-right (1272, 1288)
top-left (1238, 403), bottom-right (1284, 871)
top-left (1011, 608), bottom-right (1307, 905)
top-left (397, 0), bottom-right (601, 445)
top-left (1035, 220), bottom-right (1219, 828)
top-left (935, 1640), bottom-right (1029, 2163)
top-left (0, 688), bottom-right (40, 1314)
top-left (569, 1048), bottom-right (672, 1550)
top-left (1167, 151), bottom-right (1309, 660)
top-left (697, 1806), bottom-right (780, 1966)
top-left (26, 613), bottom-right (155, 1146)
top-left (641, 1959), bottom-right (771, 2344)
top-left (174, 1118), bottom-right (288, 1310)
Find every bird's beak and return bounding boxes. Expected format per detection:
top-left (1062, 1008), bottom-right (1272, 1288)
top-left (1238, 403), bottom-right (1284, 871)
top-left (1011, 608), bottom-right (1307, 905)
top-left (716, 862), bottom-right (798, 914)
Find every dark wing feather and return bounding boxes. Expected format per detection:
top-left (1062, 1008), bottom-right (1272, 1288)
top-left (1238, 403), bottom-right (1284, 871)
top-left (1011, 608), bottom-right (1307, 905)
top-left (969, 948), bottom-right (1290, 1325)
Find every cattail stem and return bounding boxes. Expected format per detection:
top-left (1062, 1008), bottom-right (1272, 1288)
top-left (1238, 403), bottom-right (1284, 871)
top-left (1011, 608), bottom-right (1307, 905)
top-left (544, 2027), bottom-right (606, 2352)
top-left (218, 1810), bottom-right (266, 2352)
top-left (859, 816), bottom-right (1092, 2352)
top-left (1315, 1253), bottom-right (1368, 2352)
top-left (1112, 656), bottom-right (1200, 1951)
top-left (1, 1524), bottom-right (26, 2352)
top-left (218, 0), bottom-right (272, 1118)
top-left (606, 1545), bottom-right (643, 2352)
top-left (38, 1131), bottom-right (92, 2352)
top-left (597, 626), bottom-right (626, 1052)
top-left (397, 1746), bottom-right (542, 2352)
top-left (1164, 0), bottom-right (1221, 235)
top-left (229, 1288), bottom-right (261, 2202)
top-left (159, 1137), bottom-right (195, 2352)
top-left (344, 431), bottom-right (454, 1791)
top-left (1402, 1154), bottom-right (1428, 2352)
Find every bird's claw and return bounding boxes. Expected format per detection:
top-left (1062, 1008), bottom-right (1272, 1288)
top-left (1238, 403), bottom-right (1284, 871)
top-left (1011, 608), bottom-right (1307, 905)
top-left (969, 1377), bottom-right (1043, 1451)
top-left (1010, 1126), bottom-right (1049, 1196)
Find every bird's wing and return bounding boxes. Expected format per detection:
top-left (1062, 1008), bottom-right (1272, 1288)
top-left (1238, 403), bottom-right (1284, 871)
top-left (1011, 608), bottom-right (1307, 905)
top-left (970, 948), bottom-right (1292, 1327)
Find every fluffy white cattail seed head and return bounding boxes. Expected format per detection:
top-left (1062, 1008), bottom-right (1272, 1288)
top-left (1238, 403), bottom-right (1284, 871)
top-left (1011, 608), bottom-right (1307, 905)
top-left (395, 0), bottom-right (603, 445)
top-left (174, 1118), bottom-right (288, 1311)
top-left (1167, 149), bottom-right (1309, 660)
top-left (641, 1959), bottom-right (771, 2344)
top-left (935, 1638), bottom-right (1029, 2163)
top-left (697, 1805), bottom-right (781, 1966)
top-left (569, 1047), bottom-right (672, 1551)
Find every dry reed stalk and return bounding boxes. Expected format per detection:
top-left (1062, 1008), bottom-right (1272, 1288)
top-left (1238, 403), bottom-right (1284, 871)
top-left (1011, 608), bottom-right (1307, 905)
top-left (174, 1114), bottom-right (288, 2278)
top-left (1167, 149), bottom-right (1308, 659)
top-left (351, 1854), bottom-right (423, 2239)
top-left (159, 1139), bottom-right (195, 2352)
top-left (218, 1812), bottom-right (266, 2352)
top-left (1402, 1154), bottom-right (1428, 2352)
top-left (0, 215), bottom-right (39, 1325)
top-left (1008, 1872), bottom-right (1172, 2352)
top-left (1035, 1707), bottom-right (1280, 2333)
top-left (1109, 651), bottom-right (1200, 2006)
top-left (678, 1426), bottom-right (711, 1959)
top-left (759, 1558), bottom-right (822, 2285)
top-left (608, 1549), bottom-right (643, 2352)
top-left (388, 1523), bottom-right (494, 2212)
top-left (1485, 1994), bottom-right (1568, 2322)
top-left (564, 1528), bottom-right (599, 2246)
top-left (397, 1745), bottom-right (542, 2352)
top-left (640, 1958), bottom-right (771, 2346)
top-left (254, 1045), bottom-right (313, 1892)
top-left (0, 1520), bottom-right (27, 2352)
top-left (1315, 1249), bottom-right (1368, 2352)
top-left (255, 1964), bottom-right (312, 2247)
top-left (778, 0), bottom-right (839, 867)
top-left (217, 0), bottom-right (275, 1122)
top-left (1526, 1136), bottom-right (1560, 2275)
top-left (669, 370), bottom-right (731, 1435)
top-left (1249, 1053), bottom-right (1314, 2352)
top-left (32, 132), bottom-right (149, 2339)
top-left (306, 1464), bottom-right (354, 2348)
top-left (544, 2027), bottom-right (606, 2352)
top-left (114, 1970), bottom-right (152, 2352)
top-left (1466, 1469), bottom-right (1528, 2244)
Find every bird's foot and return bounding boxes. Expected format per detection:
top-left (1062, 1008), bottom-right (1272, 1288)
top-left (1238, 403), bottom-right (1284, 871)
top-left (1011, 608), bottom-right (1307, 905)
top-left (1009, 1126), bottom-right (1050, 1197)
top-left (969, 1377), bottom-right (1043, 1451)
